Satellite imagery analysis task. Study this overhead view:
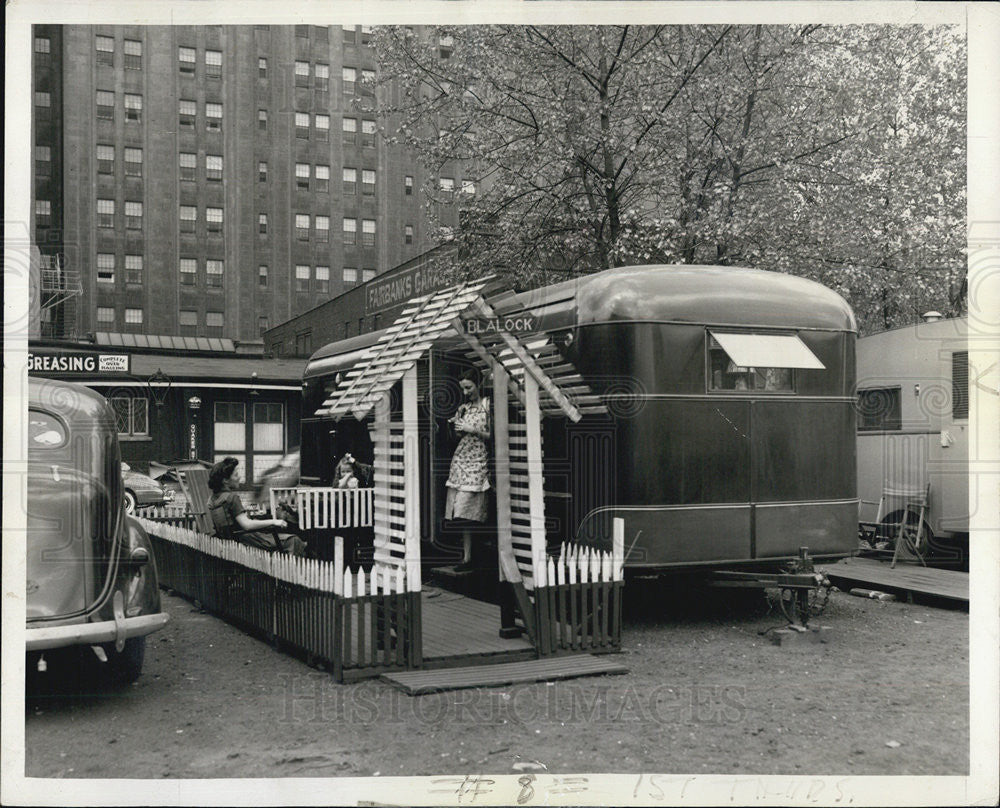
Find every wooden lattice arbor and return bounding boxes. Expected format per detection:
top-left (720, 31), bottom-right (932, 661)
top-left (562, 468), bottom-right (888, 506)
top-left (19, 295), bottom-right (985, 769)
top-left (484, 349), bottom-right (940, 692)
top-left (313, 279), bottom-right (624, 655)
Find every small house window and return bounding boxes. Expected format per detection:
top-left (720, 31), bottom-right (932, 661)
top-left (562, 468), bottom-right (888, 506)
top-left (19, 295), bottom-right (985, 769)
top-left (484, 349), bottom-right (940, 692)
top-left (857, 387), bottom-right (902, 432)
top-left (111, 396), bottom-right (149, 437)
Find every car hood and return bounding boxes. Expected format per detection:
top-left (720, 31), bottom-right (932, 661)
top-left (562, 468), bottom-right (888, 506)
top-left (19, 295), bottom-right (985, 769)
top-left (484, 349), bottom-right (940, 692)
top-left (26, 462), bottom-right (120, 621)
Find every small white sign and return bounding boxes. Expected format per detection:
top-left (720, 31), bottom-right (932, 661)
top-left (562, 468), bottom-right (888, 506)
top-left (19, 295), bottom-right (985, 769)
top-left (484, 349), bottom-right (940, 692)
top-left (98, 354), bottom-right (129, 372)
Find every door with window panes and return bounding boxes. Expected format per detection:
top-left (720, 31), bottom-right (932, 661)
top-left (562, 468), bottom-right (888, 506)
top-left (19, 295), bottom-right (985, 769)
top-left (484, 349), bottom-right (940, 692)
top-left (213, 401), bottom-right (285, 485)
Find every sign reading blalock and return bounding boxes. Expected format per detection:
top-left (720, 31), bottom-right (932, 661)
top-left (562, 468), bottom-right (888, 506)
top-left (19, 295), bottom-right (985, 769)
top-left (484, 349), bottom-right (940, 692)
top-left (463, 316), bottom-right (536, 334)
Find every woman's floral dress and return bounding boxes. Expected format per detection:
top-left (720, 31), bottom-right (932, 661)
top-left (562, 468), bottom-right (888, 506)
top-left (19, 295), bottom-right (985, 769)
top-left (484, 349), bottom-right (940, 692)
top-left (445, 398), bottom-right (490, 522)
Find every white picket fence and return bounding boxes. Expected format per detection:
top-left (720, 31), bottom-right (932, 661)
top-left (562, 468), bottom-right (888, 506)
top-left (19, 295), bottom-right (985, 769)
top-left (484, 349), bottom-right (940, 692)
top-left (270, 486), bottom-right (374, 530)
top-left (549, 541), bottom-right (624, 588)
top-left (136, 516), bottom-right (408, 596)
top-left (139, 503), bottom-right (189, 520)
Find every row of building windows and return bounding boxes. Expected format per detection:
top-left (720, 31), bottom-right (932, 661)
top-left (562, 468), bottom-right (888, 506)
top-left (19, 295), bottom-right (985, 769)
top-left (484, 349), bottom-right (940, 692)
top-left (95, 198), bottom-right (145, 229)
top-left (95, 144), bottom-right (144, 176)
top-left (95, 90), bottom-right (145, 121)
top-left (95, 35), bottom-right (144, 69)
top-left (179, 257), bottom-right (226, 286)
top-left (179, 98), bottom-right (224, 130)
top-left (292, 60), bottom-right (331, 90)
top-left (96, 306), bottom-right (144, 325)
top-left (285, 264), bottom-right (375, 291)
top-left (180, 152), bottom-right (224, 181)
top-left (96, 252), bottom-right (144, 284)
top-left (178, 46), bottom-right (223, 77)
top-left (180, 205), bottom-right (225, 233)
top-left (180, 309), bottom-right (225, 327)
top-left (341, 167), bottom-right (377, 194)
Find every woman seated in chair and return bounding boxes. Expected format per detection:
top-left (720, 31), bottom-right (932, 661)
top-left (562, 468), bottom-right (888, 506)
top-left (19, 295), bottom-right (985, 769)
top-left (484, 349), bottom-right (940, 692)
top-left (208, 457), bottom-right (307, 556)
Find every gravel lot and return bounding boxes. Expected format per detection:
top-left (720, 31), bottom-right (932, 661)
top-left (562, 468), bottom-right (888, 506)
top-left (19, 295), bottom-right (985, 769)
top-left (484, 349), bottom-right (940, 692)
top-left (24, 573), bottom-right (968, 781)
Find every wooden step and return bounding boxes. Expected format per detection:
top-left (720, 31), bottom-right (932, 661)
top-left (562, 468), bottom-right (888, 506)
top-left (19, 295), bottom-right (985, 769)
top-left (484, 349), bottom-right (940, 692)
top-left (380, 653), bottom-right (628, 695)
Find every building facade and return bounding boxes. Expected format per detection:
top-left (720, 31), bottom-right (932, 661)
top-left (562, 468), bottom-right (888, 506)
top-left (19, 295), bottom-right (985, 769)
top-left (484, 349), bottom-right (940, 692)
top-left (27, 338), bottom-right (307, 484)
top-left (31, 24), bottom-right (456, 344)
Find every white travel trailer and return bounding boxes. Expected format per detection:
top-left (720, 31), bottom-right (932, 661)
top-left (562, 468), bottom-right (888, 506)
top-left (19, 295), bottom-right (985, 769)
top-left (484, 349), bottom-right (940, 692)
top-left (855, 315), bottom-right (970, 566)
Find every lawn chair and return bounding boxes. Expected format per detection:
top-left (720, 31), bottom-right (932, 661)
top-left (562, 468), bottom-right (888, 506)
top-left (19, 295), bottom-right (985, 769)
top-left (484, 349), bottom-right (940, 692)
top-left (179, 465), bottom-right (299, 558)
top-left (176, 467), bottom-right (214, 534)
top-left (858, 481), bottom-right (930, 568)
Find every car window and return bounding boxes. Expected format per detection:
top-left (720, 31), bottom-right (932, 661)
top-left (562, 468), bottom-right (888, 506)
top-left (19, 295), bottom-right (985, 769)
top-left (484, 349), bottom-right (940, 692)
top-left (28, 410), bottom-right (67, 449)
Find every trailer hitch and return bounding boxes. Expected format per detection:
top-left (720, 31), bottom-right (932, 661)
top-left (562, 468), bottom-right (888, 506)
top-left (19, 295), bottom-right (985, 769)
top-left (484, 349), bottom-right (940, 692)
top-left (709, 547), bottom-right (831, 627)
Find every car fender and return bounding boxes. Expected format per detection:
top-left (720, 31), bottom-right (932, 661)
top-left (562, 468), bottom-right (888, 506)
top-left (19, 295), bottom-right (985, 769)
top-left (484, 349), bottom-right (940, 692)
top-left (121, 515), bottom-right (162, 617)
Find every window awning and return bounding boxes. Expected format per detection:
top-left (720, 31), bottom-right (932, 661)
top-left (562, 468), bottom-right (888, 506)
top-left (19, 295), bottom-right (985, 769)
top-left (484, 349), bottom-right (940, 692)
top-left (709, 331), bottom-right (825, 369)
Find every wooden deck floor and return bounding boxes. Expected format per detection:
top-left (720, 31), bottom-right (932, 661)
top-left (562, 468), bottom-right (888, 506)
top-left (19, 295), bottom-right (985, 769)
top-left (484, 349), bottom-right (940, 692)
top-left (421, 587), bottom-right (534, 661)
top-left (825, 556), bottom-right (968, 604)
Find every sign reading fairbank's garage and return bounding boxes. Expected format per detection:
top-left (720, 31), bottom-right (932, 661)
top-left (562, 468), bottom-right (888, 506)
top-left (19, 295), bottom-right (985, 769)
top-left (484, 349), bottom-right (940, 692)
top-left (28, 350), bottom-right (131, 374)
top-left (365, 265), bottom-right (449, 315)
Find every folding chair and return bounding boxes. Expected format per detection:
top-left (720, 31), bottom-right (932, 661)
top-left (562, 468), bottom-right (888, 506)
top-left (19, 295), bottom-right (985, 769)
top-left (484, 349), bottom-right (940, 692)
top-left (177, 467), bottom-right (214, 534)
top-left (858, 482), bottom-right (930, 568)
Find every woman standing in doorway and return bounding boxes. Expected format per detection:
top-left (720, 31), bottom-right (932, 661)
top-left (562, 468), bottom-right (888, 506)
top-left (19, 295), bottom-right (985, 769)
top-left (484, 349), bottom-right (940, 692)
top-left (445, 368), bottom-right (491, 570)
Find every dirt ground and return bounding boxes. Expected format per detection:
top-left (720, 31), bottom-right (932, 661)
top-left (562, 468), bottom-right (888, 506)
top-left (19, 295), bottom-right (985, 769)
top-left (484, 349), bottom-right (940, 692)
top-left (24, 576), bottom-right (968, 780)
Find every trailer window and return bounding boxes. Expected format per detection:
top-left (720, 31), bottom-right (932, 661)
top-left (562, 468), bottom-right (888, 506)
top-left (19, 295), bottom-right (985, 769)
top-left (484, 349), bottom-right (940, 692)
top-left (708, 332), bottom-right (822, 392)
top-left (856, 387), bottom-right (901, 432)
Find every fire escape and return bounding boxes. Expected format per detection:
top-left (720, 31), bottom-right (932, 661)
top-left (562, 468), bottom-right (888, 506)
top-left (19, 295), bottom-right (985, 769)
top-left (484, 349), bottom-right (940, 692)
top-left (38, 255), bottom-right (83, 339)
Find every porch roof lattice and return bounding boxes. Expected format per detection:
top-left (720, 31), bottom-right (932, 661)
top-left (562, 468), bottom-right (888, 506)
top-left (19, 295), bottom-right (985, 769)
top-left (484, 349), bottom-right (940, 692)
top-left (314, 279), bottom-right (597, 422)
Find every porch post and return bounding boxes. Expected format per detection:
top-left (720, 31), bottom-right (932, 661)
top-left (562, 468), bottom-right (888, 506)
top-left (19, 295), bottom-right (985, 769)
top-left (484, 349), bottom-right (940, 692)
top-left (523, 373), bottom-right (551, 652)
top-left (401, 366), bottom-right (421, 592)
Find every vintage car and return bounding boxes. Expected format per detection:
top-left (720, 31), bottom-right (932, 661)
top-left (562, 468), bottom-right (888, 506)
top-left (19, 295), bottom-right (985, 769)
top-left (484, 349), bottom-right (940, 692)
top-left (121, 462), bottom-right (174, 514)
top-left (26, 377), bottom-right (169, 682)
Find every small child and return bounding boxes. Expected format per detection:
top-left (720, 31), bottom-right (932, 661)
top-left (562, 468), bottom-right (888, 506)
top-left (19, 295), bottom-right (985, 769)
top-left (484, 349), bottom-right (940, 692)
top-left (334, 453), bottom-right (373, 488)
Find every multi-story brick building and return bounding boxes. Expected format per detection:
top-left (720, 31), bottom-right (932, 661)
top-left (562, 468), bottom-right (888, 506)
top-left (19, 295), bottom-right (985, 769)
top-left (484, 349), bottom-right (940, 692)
top-left (31, 23), bottom-right (459, 345)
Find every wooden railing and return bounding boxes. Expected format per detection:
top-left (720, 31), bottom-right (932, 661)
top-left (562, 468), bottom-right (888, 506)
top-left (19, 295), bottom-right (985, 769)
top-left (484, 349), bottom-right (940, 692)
top-left (534, 518), bottom-right (625, 655)
top-left (270, 486), bottom-right (374, 530)
top-left (137, 518), bottom-right (417, 682)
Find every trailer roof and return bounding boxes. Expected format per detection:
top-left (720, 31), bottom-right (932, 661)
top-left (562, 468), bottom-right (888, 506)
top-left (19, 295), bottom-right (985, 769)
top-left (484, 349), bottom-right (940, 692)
top-left (494, 264), bottom-right (856, 333)
top-left (306, 264), bottom-right (856, 379)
